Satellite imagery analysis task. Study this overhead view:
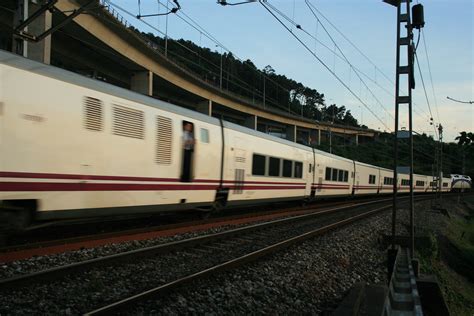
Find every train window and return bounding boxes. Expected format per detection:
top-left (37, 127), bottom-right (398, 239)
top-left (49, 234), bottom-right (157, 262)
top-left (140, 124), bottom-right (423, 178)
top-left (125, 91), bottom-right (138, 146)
top-left (269, 157), bottom-right (281, 177)
top-left (401, 179), bottom-right (410, 186)
top-left (332, 168), bottom-right (338, 181)
top-left (338, 169), bottom-right (344, 182)
top-left (283, 160), bottom-right (293, 178)
top-left (325, 168), bottom-right (332, 181)
top-left (309, 164), bottom-right (312, 173)
top-left (252, 154), bottom-right (266, 176)
top-left (344, 171), bottom-right (349, 182)
top-left (84, 97), bottom-right (103, 131)
top-left (384, 177), bottom-right (393, 185)
top-left (369, 175), bottom-right (376, 184)
top-left (200, 128), bottom-right (209, 143)
top-left (112, 105), bottom-right (145, 139)
top-left (156, 116), bottom-right (173, 165)
top-left (294, 162), bottom-right (303, 178)
top-left (443, 183), bottom-right (448, 187)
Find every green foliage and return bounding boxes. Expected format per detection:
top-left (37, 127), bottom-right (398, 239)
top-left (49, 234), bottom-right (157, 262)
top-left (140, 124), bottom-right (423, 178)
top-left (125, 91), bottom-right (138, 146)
top-left (455, 131), bottom-right (474, 146)
top-left (418, 233), bottom-right (439, 259)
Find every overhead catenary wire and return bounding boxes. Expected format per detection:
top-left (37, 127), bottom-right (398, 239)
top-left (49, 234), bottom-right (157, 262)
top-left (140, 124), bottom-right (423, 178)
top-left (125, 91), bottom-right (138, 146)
top-left (260, 1), bottom-right (391, 131)
top-left (414, 47), bottom-right (438, 140)
top-left (421, 29), bottom-right (441, 123)
top-left (153, 0), bottom-right (302, 111)
top-left (303, 0), bottom-right (435, 133)
top-left (305, 0), bottom-right (394, 86)
top-left (303, 0), bottom-right (394, 121)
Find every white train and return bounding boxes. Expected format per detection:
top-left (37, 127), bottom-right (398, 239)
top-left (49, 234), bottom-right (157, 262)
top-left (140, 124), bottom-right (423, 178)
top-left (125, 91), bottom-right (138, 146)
top-left (0, 50), bottom-right (454, 231)
top-left (450, 174), bottom-right (472, 191)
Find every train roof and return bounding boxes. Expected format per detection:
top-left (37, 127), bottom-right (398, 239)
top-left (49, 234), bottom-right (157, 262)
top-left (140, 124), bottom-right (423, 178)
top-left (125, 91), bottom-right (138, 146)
top-left (0, 49), bottom-right (358, 163)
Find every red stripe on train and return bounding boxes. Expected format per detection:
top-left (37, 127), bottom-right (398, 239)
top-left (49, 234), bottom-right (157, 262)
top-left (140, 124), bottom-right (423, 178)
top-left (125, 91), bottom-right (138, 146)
top-left (0, 182), bottom-right (306, 192)
top-left (0, 172), bottom-right (304, 186)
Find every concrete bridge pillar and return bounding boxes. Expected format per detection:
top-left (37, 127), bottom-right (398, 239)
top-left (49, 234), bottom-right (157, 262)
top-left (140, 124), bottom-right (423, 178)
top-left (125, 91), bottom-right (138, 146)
top-left (13, 0), bottom-right (52, 64)
top-left (355, 134), bottom-right (359, 146)
top-left (286, 125), bottom-right (296, 142)
top-left (244, 115), bottom-right (257, 130)
top-left (318, 129), bottom-right (321, 146)
top-left (197, 100), bottom-right (212, 116)
top-left (131, 70), bottom-right (153, 96)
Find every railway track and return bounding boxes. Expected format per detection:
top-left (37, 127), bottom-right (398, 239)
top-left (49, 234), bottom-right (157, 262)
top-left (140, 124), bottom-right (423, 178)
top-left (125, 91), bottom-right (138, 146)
top-left (0, 197), bottom-right (392, 262)
top-left (0, 197), bottom-right (424, 315)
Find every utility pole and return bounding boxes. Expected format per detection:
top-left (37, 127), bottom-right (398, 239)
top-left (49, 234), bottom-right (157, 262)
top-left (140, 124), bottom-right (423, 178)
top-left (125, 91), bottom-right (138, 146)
top-left (384, 0), bottom-right (424, 276)
top-left (438, 124), bottom-right (443, 203)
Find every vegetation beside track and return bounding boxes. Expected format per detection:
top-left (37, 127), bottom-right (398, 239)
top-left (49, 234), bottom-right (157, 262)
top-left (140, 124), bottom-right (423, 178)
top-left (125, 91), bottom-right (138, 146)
top-left (416, 195), bottom-right (474, 315)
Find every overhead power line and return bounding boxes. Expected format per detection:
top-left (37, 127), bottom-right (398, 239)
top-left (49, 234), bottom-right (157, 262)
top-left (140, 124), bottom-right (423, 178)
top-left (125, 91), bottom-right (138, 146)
top-left (305, 0), bottom-right (394, 86)
top-left (260, 1), bottom-right (391, 131)
top-left (421, 29), bottom-right (441, 123)
top-left (304, 0), bottom-right (394, 121)
top-left (414, 50), bottom-right (438, 140)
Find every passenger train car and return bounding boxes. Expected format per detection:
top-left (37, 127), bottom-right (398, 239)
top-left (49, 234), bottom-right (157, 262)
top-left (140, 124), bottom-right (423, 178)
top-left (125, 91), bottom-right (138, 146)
top-left (0, 50), bottom-right (453, 231)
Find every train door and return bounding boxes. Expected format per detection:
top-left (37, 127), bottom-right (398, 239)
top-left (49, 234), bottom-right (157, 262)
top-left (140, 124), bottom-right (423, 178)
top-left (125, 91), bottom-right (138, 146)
top-left (377, 169), bottom-right (381, 194)
top-left (352, 162), bottom-right (358, 195)
top-left (310, 148), bottom-right (317, 198)
top-left (305, 152), bottom-right (313, 198)
top-left (181, 120), bottom-right (195, 182)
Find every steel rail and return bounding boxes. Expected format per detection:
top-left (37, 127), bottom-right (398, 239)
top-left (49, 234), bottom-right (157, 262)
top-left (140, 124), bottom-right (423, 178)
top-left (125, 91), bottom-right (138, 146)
top-left (0, 198), bottom-right (397, 289)
top-left (84, 204), bottom-right (391, 315)
top-left (0, 197), bottom-right (382, 253)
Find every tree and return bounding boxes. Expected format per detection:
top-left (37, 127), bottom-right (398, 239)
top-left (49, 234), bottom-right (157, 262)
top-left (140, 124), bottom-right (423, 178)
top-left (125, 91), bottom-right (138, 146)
top-left (455, 131), bottom-right (474, 146)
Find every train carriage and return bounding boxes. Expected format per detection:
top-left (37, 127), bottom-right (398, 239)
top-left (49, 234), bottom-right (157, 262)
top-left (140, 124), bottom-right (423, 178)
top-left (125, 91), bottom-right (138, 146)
top-left (398, 173), bottom-right (411, 193)
top-left (379, 168), bottom-right (395, 194)
top-left (442, 177), bottom-right (451, 192)
top-left (0, 54), bottom-right (228, 220)
top-left (313, 151), bottom-right (353, 197)
top-left (224, 124), bottom-right (312, 206)
top-left (353, 161), bottom-right (380, 195)
top-left (414, 174), bottom-right (429, 193)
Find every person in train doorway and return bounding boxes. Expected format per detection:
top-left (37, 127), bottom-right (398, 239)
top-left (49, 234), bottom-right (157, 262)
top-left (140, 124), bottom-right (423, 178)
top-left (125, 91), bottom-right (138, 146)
top-left (181, 121), bottom-right (195, 182)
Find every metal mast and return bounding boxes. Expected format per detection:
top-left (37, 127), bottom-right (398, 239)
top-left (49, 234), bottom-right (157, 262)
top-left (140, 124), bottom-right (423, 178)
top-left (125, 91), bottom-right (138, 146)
top-left (387, 0), bottom-right (415, 258)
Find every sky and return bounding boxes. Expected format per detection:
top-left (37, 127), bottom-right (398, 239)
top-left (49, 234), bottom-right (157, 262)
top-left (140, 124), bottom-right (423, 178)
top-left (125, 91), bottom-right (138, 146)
top-left (110, 0), bottom-right (473, 142)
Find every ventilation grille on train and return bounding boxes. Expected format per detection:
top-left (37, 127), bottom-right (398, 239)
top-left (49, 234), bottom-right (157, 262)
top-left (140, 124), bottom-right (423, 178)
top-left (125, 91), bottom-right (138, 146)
top-left (156, 116), bottom-right (172, 164)
top-left (235, 156), bottom-right (246, 163)
top-left (84, 97), bottom-right (103, 131)
top-left (112, 105), bottom-right (145, 139)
